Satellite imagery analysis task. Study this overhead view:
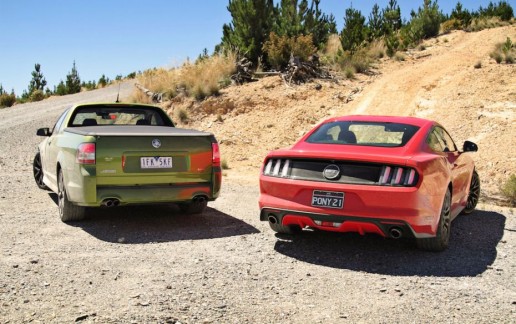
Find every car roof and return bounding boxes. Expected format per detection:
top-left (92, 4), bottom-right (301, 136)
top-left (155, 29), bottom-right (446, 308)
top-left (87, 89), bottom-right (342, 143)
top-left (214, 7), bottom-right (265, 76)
top-left (325, 115), bottom-right (436, 127)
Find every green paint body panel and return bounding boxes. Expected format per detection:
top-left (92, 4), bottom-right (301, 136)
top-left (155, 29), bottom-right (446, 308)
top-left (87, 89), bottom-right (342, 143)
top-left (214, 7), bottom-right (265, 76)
top-left (37, 103), bottom-right (221, 207)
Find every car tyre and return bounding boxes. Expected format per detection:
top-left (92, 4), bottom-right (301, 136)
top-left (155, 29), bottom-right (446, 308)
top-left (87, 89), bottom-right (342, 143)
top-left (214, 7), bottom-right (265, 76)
top-left (417, 188), bottom-right (452, 252)
top-left (58, 170), bottom-right (86, 222)
top-left (269, 222), bottom-right (302, 235)
top-left (461, 170), bottom-right (480, 214)
top-left (179, 199), bottom-right (208, 214)
top-left (33, 153), bottom-right (50, 190)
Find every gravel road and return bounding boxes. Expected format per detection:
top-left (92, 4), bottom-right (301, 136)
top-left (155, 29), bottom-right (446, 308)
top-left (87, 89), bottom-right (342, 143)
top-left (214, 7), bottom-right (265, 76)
top-left (1, 85), bottom-right (515, 323)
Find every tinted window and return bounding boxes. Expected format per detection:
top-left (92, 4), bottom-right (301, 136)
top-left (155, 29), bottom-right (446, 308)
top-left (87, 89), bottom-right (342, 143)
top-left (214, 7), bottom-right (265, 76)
top-left (427, 127), bottom-right (457, 152)
top-left (68, 105), bottom-right (173, 127)
top-left (306, 121), bottom-right (420, 147)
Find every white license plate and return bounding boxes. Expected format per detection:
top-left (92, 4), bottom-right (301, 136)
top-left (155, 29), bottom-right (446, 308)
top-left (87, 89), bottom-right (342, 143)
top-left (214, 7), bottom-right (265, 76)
top-left (140, 157), bottom-right (173, 169)
top-left (311, 190), bottom-right (344, 209)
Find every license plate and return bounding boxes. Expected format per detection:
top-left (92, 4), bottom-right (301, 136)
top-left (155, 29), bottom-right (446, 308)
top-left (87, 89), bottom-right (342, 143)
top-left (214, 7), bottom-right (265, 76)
top-left (140, 157), bottom-right (173, 169)
top-left (311, 190), bottom-right (344, 209)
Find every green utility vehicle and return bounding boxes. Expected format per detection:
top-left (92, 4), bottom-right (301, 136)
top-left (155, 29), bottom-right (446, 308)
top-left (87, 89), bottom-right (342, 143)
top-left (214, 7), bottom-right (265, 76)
top-left (33, 103), bottom-right (221, 222)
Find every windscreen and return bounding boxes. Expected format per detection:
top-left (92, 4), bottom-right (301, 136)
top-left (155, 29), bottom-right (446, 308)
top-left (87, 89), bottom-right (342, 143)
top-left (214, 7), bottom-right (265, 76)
top-left (306, 121), bottom-right (420, 147)
top-left (68, 105), bottom-right (173, 127)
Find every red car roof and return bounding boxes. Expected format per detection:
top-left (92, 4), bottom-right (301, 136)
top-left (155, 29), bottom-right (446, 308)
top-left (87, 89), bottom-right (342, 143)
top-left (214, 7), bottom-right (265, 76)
top-left (325, 115), bottom-right (436, 128)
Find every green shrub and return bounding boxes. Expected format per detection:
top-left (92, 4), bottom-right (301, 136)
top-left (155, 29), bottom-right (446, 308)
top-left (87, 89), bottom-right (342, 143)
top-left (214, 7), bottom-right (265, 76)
top-left (500, 174), bottom-right (516, 206)
top-left (221, 159), bottom-right (229, 170)
top-left (29, 89), bottom-right (45, 102)
top-left (176, 108), bottom-right (189, 123)
top-left (263, 33), bottom-right (316, 70)
top-left (506, 54), bottom-right (515, 64)
top-left (0, 93), bottom-right (16, 108)
top-left (344, 67), bottom-right (355, 79)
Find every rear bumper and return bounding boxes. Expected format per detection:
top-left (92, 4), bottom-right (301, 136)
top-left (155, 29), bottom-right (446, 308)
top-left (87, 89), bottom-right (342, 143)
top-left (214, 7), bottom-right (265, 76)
top-left (66, 166), bottom-right (220, 207)
top-left (259, 176), bottom-right (441, 238)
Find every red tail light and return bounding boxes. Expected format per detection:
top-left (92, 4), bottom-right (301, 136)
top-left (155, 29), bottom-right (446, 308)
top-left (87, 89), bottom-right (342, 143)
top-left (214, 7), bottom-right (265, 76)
top-left (379, 166), bottom-right (418, 186)
top-left (76, 143), bottom-right (96, 164)
top-left (212, 143), bottom-right (221, 167)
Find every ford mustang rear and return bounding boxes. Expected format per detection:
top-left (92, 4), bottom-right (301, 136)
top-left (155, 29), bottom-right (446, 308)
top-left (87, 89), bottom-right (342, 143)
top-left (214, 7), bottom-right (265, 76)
top-left (259, 115), bottom-right (480, 251)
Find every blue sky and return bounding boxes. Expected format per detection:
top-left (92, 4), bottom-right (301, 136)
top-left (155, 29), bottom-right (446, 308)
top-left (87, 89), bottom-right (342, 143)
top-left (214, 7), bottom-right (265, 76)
top-left (0, 0), bottom-right (509, 95)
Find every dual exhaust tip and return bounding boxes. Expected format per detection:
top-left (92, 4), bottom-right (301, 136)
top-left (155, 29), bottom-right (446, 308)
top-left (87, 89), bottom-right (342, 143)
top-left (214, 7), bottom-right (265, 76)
top-left (268, 213), bottom-right (404, 239)
top-left (102, 198), bottom-right (120, 208)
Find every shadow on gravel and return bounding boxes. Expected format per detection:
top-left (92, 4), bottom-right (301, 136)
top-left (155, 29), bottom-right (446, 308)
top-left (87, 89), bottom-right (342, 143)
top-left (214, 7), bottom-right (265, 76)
top-left (48, 194), bottom-right (259, 243)
top-left (273, 210), bottom-right (506, 277)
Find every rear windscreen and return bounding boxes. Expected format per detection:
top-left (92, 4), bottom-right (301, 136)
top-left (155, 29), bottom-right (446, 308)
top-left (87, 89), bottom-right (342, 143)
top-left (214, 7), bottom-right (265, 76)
top-left (68, 105), bottom-right (173, 127)
top-left (306, 121), bottom-right (420, 147)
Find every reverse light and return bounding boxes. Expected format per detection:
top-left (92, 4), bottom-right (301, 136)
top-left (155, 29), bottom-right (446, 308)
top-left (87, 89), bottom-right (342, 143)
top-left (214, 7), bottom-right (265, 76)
top-left (76, 143), bottom-right (96, 164)
top-left (212, 143), bottom-right (221, 167)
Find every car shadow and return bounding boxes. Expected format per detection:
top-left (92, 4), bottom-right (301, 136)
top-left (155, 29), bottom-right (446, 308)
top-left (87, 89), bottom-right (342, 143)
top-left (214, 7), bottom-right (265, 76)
top-left (273, 210), bottom-right (506, 277)
top-left (48, 193), bottom-right (259, 244)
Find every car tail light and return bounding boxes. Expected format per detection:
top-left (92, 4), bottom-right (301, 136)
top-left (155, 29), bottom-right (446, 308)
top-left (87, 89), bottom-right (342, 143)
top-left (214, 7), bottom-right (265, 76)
top-left (76, 143), bottom-right (96, 164)
top-left (379, 166), bottom-right (418, 186)
top-left (212, 143), bottom-right (221, 167)
top-left (263, 159), bottom-right (290, 178)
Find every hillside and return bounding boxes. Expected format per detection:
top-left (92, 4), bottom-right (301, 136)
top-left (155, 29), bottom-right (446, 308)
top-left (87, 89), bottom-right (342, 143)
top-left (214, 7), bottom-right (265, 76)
top-left (162, 26), bottom-right (515, 201)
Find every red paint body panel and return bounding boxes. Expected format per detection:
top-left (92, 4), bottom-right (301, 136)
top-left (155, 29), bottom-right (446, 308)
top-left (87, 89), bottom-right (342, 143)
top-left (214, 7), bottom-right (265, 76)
top-left (259, 115), bottom-right (477, 239)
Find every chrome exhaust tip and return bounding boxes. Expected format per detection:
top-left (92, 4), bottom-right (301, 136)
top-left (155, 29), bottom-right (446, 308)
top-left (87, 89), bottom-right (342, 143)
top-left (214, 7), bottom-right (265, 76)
top-left (389, 227), bottom-right (403, 239)
top-left (267, 214), bottom-right (278, 224)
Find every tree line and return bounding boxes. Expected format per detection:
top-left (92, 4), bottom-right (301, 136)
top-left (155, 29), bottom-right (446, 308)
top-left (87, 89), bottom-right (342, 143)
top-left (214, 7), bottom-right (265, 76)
top-left (217, 0), bottom-right (514, 69)
top-left (0, 61), bottom-right (137, 108)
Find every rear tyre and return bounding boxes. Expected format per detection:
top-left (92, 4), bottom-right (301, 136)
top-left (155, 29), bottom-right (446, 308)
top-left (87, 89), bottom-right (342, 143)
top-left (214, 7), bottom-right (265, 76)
top-left (417, 189), bottom-right (452, 252)
top-left (179, 199), bottom-right (208, 214)
top-left (58, 170), bottom-right (86, 222)
top-left (33, 153), bottom-right (49, 190)
top-left (269, 222), bottom-right (302, 235)
top-left (462, 170), bottom-right (480, 214)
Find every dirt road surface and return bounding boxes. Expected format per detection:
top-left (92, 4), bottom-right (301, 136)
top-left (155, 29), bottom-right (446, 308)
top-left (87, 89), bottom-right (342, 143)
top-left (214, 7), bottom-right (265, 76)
top-left (0, 83), bottom-right (515, 323)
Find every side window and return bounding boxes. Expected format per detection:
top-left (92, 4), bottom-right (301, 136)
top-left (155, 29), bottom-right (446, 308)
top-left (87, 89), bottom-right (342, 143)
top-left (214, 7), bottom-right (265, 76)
top-left (52, 109), bottom-right (69, 134)
top-left (436, 127), bottom-right (458, 152)
top-left (427, 130), bottom-right (444, 152)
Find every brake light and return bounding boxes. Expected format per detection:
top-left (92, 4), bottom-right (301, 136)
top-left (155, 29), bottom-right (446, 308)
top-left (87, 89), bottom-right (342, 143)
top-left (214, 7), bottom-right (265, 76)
top-left (263, 159), bottom-right (290, 178)
top-left (76, 143), bottom-right (96, 164)
top-left (379, 166), bottom-right (418, 186)
top-left (212, 143), bottom-right (221, 167)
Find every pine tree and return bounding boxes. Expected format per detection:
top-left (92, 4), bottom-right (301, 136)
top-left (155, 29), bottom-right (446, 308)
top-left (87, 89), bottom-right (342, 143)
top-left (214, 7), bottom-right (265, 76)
top-left (368, 4), bottom-right (384, 40)
top-left (220, 0), bottom-right (275, 65)
top-left (65, 61), bottom-right (81, 94)
top-left (55, 80), bottom-right (67, 96)
top-left (303, 0), bottom-right (337, 48)
top-left (383, 0), bottom-right (402, 34)
top-left (28, 63), bottom-right (47, 95)
top-left (340, 7), bottom-right (366, 55)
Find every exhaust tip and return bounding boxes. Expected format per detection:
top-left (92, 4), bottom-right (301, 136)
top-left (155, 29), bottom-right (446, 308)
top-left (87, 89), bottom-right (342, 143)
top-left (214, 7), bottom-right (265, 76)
top-left (102, 198), bottom-right (120, 208)
top-left (268, 214), bottom-right (278, 224)
top-left (389, 227), bottom-right (403, 239)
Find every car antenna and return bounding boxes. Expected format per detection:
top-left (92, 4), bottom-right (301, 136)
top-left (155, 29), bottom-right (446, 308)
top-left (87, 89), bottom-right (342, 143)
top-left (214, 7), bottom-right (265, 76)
top-left (115, 82), bottom-right (121, 103)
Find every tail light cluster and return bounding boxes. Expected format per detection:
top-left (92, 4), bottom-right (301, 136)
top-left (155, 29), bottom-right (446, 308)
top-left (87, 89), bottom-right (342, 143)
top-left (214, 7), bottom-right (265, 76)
top-left (263, 159), bottom-right (290, 178)
top-left (379, 166), bottom-right (418, 186)
top-left (212, 143), bottom-right (221, 167)
top-left (76, 143), bottom-right (96, 164)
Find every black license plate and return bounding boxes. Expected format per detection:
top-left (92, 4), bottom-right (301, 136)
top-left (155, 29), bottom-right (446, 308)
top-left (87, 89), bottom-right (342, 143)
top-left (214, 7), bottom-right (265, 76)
top-left (311, 190), bottom-right (344, 209)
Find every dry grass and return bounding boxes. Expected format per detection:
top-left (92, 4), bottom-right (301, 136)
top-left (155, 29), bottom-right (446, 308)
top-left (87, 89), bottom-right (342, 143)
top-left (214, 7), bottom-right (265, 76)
top-left (137, 52), bottom-right (237, 101)
top-left (466, 17), bottom-right (513, 32)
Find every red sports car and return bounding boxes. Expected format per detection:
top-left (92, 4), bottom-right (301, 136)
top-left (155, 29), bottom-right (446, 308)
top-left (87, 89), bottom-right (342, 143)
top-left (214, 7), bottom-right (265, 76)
top-left (259, 115), bottom-right (480, 251)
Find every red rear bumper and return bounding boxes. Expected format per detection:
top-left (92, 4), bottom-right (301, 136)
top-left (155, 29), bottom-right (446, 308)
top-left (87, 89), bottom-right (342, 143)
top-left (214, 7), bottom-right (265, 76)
top-left (259, 176), bottom-right (440, 238)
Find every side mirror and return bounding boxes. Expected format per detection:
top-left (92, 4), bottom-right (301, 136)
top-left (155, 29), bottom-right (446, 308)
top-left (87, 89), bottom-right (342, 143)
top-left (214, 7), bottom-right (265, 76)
top-left (36, 128), bottom-right (51, 137)
top-left (463, 140), bottom-right (478, 152)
